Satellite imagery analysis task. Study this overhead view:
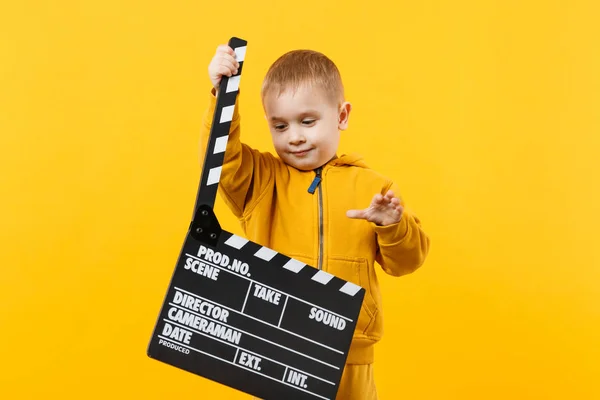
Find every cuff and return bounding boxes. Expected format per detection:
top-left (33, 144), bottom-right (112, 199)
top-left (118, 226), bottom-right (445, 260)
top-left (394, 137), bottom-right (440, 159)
top-left (203, 88), bottom-right (217, 127)
top-left (371, 213), bottom-right (410, 246)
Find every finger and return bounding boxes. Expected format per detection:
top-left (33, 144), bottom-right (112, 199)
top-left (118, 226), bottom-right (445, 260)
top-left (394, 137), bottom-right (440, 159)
top-left (346, 209), bottom-right (367, 220)
top-left (384, 190), bottom-right (395, 200)
top-left (217, 44), bottom-right (235, 56)
top-left (390, 197), bottom-right (400, 206)
top-left (378, 194), bottom-right (391, 206)
top-left (215, 65), bottom-right (233, 77)
top-left (209, 57), bottom-right (235, 75)
top-left (372, 193), bottom-right (384, 205)
top-left (219, 58), bottom-right (238, 74)
top-left (220, 53), bottom-right (240, 68)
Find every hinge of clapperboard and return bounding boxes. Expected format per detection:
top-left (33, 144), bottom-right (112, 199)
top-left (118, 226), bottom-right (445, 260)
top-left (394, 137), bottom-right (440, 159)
top-left (188, 36), bottom-right (247, 247)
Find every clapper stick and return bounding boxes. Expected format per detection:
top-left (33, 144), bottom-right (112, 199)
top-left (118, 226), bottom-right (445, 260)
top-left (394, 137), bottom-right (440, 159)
top-left (189, 37), bottom-right (247, 247)
top-left (193, 37), bottom-right (246, 211)
top-left (148, 37), bottom-right (366, 400)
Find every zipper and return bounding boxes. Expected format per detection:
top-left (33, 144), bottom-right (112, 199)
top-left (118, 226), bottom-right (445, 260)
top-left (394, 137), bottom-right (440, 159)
top-left (308, 167), bottom-right (324, 270)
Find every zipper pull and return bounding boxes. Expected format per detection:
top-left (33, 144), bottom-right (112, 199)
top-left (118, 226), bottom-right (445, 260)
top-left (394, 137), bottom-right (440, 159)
top-left (308, 168), bottom-right (322, 194)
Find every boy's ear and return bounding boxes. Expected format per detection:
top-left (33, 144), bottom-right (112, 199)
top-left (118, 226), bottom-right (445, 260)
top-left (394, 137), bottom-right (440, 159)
top-left (338, 102), bottom-right (352, 130)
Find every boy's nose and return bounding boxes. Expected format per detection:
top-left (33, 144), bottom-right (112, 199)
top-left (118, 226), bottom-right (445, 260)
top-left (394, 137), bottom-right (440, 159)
top-left (288, 130), bottom-right (306, 145)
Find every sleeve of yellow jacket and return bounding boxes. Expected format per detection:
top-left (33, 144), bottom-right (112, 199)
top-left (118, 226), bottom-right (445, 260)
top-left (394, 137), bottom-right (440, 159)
top-left (198, 88), bottom-right (275, 218)
top-left (371, 181), bottom-right (431, 277)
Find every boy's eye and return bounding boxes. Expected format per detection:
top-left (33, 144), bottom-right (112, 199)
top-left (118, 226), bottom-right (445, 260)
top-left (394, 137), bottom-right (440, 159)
top-left (302, 119), bottom-right (316, 126)
top-left (274, 124), bottom-right (287, 130)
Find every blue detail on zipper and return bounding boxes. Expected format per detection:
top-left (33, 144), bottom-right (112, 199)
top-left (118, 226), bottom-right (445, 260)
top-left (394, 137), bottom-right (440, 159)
top-left (308, 169), bottom-right (322, 194)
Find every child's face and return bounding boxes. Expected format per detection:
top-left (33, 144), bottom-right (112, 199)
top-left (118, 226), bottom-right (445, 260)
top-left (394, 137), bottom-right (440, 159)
top-left (263, 84), bottom-right (350, 171)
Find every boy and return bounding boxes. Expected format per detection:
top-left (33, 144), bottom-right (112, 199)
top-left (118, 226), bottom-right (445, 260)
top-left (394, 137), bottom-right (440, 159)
top-left (199, 44), bottom-right (430, 399)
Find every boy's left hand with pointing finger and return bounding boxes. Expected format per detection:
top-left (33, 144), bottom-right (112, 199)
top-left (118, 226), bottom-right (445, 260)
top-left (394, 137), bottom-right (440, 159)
top-left (346, 190), bottom-right (404, 226)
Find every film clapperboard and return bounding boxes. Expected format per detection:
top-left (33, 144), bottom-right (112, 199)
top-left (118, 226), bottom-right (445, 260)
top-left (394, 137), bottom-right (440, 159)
top-left (147, 37), bottom-right (366, 400)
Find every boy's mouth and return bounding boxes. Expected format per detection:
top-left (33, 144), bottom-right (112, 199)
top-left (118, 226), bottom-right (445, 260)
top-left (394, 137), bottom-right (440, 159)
top-left (290, 149), bottom-right (313, 157)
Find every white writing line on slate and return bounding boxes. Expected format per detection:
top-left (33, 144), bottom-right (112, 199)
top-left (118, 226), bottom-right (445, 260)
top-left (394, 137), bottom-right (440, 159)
top-left (185, 253), bottom-right (353, 323)
top-left (278, 295), bottom-right (289, 328)
top-left (241, 282), bottom-right (252, 314)
top-left (158, 335), bottom-right (331, 400)
top-left (174, 286), bottom-right (344, 356)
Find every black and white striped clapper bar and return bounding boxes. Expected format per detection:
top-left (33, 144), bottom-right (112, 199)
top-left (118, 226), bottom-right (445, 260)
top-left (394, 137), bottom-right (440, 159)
top-left (147, 37), bottom-right (366, 400)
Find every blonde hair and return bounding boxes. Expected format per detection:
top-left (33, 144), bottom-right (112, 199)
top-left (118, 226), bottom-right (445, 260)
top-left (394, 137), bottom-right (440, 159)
top-left (261, 49), bottom-right (345, 105)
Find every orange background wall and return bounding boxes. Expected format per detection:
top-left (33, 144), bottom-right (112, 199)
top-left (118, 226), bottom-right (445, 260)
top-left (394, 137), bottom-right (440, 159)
top-left (1, 0), bottom-right (598, 399)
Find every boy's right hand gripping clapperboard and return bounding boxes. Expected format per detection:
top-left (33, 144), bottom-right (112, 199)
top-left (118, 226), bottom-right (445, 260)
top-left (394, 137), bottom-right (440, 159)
top-left (147, 37), bottom-right (366, 400)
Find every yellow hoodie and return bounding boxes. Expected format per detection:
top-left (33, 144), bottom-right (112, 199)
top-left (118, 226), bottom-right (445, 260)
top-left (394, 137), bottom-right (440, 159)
top-left (199, 90), bottom-right (430, 365)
